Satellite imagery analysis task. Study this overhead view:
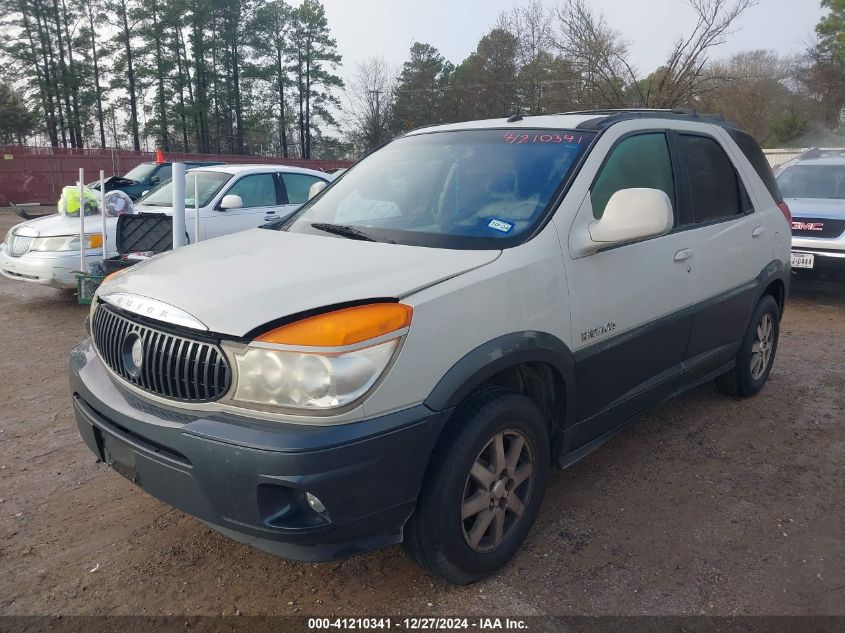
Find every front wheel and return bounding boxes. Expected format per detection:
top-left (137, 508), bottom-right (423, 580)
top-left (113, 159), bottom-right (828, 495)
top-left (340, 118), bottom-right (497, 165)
top-left (715, 294), bottom-right (780, 397)
top-left (403, 388), bottom-right (550, 584)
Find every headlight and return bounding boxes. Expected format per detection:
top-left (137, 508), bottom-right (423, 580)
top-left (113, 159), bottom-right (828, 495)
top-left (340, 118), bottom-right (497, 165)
top-left (30, 234), bottom-right (103, 252)
top-left (229, 303), bottom-right (412, 411)
top-left (233, 340), bottom-right (398, 409)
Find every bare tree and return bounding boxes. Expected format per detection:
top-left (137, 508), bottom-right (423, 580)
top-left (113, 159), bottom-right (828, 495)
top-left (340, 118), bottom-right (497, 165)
top-left (501, 0), bottom-right (554, 113)
top-left (648, 0), bottom-right (757, 107)
top-left (554, 0), bottom-right (637, 109)
top-left (699, 50), bottom-right (797, 142)
top-left (344, 56), bottom-right (395, 156)
top-left (555, 0), bottom-right (755, 110)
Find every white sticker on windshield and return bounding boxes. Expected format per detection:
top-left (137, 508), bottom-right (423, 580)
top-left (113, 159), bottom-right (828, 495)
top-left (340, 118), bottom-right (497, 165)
top-left (488, 218), bottom-right (513, 233)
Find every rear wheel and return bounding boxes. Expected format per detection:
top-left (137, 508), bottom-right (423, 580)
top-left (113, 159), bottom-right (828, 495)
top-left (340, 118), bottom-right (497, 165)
top-left (403, 388), bottom-right (550, 584)
top-left (715, 295), bottom-right (780, 397)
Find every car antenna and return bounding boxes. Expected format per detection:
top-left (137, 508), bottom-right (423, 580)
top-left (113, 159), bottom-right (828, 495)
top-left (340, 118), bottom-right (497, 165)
top-left (507, 98), bottom-right (523, 123)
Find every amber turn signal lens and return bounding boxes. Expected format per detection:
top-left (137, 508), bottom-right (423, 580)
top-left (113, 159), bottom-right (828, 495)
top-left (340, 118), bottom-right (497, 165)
top-left (257, 303), bottom-right (413, 347)
top-left (102, 268), bottom-right (125, 284)
top-left (88, 234), bottom-right (104, 249)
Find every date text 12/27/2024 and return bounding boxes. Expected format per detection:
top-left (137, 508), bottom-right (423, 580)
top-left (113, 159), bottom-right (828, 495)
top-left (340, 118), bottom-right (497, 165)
top-left (307, 617), bottom-right (529, 630)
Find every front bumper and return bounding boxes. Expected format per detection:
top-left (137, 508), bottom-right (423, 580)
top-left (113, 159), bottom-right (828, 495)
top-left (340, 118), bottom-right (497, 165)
top-left (70, 339), bottom-right (451, 561)
top-left (0, 247), bottom-right (103, 288)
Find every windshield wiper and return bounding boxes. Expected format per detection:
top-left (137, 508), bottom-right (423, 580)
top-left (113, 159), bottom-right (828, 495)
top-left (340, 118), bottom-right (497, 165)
top-left (310, 222), bottom-right (385, 243)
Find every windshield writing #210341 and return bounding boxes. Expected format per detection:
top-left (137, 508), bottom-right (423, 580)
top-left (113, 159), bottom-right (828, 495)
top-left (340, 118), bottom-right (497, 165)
top-left (278, 128), bottom-right (595, 250)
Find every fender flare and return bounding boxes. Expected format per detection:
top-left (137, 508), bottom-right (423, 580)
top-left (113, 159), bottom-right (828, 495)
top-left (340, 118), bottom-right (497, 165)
top-left (423, 331), bottom-right (576, 428)
top-left (754, 258), bottom-right (789, 314)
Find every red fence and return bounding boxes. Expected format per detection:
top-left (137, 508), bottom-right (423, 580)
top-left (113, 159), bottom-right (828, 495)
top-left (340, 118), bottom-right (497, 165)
top-left (0, 146), bottom-right (353, 206)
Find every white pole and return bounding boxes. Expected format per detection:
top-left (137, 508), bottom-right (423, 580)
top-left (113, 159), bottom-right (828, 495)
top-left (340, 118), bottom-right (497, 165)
top-left (194, 173), bottom-right (200, 244)
top-left (172, 162), bottom-right (186, 249)
top-left (100, 170), bottom-right (107, 262)
top-left (78, 167), bottom-right (86, 273)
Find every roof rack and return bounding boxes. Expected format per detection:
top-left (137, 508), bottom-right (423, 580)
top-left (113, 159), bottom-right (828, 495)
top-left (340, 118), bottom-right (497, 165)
top-left (566, 108), bottom-right (733, 130)
top-left (561, 108), bottom-right (699, 116)
top-left (799, 147), bottom-right (845, 160)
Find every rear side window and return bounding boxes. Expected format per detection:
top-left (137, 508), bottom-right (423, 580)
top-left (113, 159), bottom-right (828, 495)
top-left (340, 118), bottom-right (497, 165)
top-left (679, 134), bottom-right (742, 223)
top-left (281, 173), bottom-right (325, 205)
top-left (226, 174), bottom-right (278, 208)
top-left (591, 133), bottom-right (675, 219)
top-left (727, 129), bottom-right (783, 203)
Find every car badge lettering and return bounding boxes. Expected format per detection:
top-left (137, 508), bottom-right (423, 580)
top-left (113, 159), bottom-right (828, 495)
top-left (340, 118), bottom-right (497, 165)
top-left (791, 221), bottom-right (824, 231)
top-left (582, 321), bottom-right (616, 342)
top-left (101, 293), bottom-right (208, 331)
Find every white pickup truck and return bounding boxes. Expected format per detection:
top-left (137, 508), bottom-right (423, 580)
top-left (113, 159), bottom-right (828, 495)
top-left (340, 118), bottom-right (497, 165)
top-left (1, 164), bottom-right (332, 289)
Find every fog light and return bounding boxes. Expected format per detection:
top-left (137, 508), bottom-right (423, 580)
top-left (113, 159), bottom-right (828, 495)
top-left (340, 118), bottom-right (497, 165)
top-left (305, 492), bottom-right (326, 514)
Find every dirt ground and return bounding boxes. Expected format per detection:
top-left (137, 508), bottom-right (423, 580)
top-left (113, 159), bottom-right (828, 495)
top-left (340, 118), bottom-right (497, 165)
top-left (0, 207), bottom-right (843, 617)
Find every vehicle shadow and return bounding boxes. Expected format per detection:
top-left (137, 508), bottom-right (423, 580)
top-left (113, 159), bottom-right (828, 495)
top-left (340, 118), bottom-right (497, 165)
top-left (789, 276), bottom-right (845, 307)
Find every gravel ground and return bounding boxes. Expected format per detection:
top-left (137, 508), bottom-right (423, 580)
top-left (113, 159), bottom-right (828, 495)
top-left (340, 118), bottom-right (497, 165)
top-left (0, 207), bottom-right (843, 617)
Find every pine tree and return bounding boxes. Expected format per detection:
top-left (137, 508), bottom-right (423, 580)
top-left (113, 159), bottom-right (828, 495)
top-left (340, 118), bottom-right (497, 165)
top-left (80, 0), bottom-right (108, 148)
top-left (290, 0), bottom-right (341, 159)
top-left (811, 0), bottom-right (845, 127)
top-left (107, 0), bottom-right (141, 150)
top-left (392, 42), bottom-right (452, 132)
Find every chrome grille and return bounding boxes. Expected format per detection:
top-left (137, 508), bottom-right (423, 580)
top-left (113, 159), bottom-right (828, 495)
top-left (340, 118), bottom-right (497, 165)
top-left (92, 304), bottom-right (231, 402)
top-left (7, 233), bottom-right (34, 257)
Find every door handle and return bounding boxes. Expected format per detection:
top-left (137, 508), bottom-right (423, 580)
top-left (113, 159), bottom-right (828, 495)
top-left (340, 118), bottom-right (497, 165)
top-left (674, 248), bottom-right (693, 262)
top-left (752, 226), bottom-right (765, 237)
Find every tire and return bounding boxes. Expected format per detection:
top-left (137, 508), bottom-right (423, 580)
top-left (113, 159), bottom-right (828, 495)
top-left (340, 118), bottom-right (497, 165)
top-left (715, 295), bottom-right (780, 397)
top-left (403, 387), bottom-right (550, 584)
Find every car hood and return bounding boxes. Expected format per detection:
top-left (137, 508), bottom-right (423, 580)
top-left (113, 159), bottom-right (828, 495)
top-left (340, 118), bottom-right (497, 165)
top-left (786, 198), bottom-right (845, 220)
top-left (102, 229), bottom-right (501, 337)
top-left (10, 212), bottom-right (100, 238)
top-left (10, 207), bottom-right (173, 238)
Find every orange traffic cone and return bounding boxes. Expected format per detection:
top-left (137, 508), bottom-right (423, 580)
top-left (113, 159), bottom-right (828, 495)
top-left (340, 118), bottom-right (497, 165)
top-left (155, 147), bottom-right (165, 163)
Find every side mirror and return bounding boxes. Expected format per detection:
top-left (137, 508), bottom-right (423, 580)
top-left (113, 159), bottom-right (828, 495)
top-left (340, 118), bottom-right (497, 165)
top-left (220, 194), bottom-right (244, 210)
top-left (588, 188), bottom-right (673, 245)
top-left (308, 181), bottom-right (328, 200)
top-left (149, 176), bottom-right (160, 185)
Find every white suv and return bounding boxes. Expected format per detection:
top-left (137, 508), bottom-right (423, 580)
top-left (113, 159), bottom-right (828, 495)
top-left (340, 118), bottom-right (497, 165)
top-left (69, 110), bottom-right (790, 583)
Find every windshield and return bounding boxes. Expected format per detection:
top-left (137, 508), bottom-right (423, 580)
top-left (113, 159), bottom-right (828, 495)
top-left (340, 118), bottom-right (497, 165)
top-left (777, 164), bottom-right (845, 199)
top-left (123, 163), bottom-right (158, 183)
top-left (278, 129), bottom-right (594, 248)
top-left (137, 171), bottom-right (232, 208)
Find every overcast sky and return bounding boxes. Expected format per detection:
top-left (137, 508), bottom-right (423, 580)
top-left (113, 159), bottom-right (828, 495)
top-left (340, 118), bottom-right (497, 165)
top-left (317, 0), bottom-right (823, 84)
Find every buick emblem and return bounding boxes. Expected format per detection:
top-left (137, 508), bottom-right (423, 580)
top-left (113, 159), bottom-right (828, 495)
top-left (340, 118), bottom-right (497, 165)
top-left (122, 332), bottom-right (144, 378)
top-left (101, 292), bottom-right (209, 331)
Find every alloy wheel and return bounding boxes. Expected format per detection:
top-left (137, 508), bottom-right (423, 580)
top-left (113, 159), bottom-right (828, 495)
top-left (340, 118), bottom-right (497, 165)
top-left (460, 429), bottom-right (535, 553)
top-left (750, 313), bottom-right (774, 380)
